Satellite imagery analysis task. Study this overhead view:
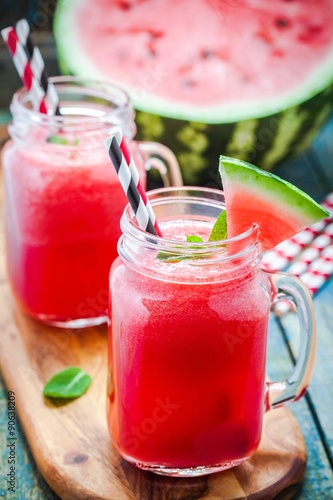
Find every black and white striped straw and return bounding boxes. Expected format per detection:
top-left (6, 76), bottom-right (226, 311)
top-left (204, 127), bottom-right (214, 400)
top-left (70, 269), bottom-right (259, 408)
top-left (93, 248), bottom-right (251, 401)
top-left (104, 131), bottom-right (159, 236)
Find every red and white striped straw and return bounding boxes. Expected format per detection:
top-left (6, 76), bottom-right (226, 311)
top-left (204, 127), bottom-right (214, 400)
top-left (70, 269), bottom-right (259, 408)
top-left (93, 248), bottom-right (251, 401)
top-left (323, 192), bottom-right (333, 212)
top-left (1, 20), bottom-right (59, 115)
top-left (261, 191), bottom-right (333, 273)
top-left (104, 127), bottom-right (162, 237)
top-left (286, 222), bottom-right (333, 277)
top-left (261, 221), bottom-right (325, 272)
top-left (274, 220), bottom-right (333, 316)
top-left (2, 25), bottom-right (48, 113)
top-left (15, 19), bottom-right (60, 115)
top-left (300, 244), bottom-right (333, 294)
top-left (274, 242), bottom-right (333, 316)
top-left (263, 192), bottom-right (333, 316)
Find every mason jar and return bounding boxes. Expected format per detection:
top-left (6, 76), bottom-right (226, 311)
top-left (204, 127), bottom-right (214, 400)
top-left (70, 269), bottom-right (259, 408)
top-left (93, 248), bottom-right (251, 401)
top-left (107, 187), bottom-right (316, 476)
top-left (2, 77), bottom-right (182, 327)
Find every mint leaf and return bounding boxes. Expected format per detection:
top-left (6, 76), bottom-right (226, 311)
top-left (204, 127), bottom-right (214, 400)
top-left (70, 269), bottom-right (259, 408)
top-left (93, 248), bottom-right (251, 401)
top-left (209, 210), bottom-right (227, 241)
top-left (47, 135), bottom-right (69, 145)
top-left (47, 135), bottom-right (79, 146)
top-left (157, 235), bottom-right (205, 262)
top-left (156, 250), bottom-right (186, 262)
top-left (186, 235), bottom-right (204, 243)
top-left (156, 213), bottom-right (227, 263)
top-left (43, 366), bottom-right (92, 399)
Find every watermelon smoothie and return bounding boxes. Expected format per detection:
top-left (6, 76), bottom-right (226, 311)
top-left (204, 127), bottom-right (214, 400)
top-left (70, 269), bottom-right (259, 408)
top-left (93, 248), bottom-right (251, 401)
top-left (2, 79), bottom-right (147, 326)
top-left (108, 188), bottom-right (272, 473)
top-left (3, 142), bottom-right (133, 322)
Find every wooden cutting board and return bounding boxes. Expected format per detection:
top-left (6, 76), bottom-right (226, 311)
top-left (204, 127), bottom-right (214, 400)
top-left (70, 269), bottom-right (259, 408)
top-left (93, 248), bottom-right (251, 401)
top-left (0, 149), bottom-right (307, 499)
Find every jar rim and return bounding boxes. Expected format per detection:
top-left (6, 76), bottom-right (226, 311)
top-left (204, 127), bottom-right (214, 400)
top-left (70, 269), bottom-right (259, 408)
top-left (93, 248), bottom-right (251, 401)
top-left (11, 75), bottom-right (133, 126)
top-left (120, 186), bottom-right (260, 264)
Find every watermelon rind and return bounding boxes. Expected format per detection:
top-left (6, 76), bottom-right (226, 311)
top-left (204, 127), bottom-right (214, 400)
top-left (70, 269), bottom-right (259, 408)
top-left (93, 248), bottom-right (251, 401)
top-left (53, 1), bottom-right (333, 185)
top-left (133, 92), bottom-right (333, 185)
top-left (219, 155), bottom-right (330, 251)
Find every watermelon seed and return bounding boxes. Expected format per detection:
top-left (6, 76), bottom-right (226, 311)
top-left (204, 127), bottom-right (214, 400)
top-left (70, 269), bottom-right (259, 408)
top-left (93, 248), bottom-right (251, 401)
top-left (275, 17), bottom-right (290, 29)
top-left (147, 41), bottom-right (157, 57)
top-left (116, 1), bottom-right (132, 10)
top-left (146, 30), bottom-right (163, 56)
top-left (201, 49), bottom-right (214, 59)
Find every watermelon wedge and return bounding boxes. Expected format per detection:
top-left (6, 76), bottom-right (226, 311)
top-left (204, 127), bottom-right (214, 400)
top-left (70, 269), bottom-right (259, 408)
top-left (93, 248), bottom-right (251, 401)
top-left (219, 156), bottom-right (329, 252)
top-left (54, 0), bottom-right (333, 184)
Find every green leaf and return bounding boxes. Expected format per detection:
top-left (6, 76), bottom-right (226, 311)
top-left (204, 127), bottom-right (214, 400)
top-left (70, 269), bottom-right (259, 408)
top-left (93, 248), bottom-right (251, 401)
top-left (156, 235), bottom-right (205, 262)
top-left (156, 214), bottom-right (227, 263)
top-left (47, 135), bottom-right (79, 146)
top-left (43, 366), bottom-right (92, 399)
top-left (209, 210), bottom-right (228, 241)
top-left (156, 251), bottom-right (184, 262)
top-left (186, 235), bottom-right (204, 243)
top-left (47, 135), bottom-right (69, 145)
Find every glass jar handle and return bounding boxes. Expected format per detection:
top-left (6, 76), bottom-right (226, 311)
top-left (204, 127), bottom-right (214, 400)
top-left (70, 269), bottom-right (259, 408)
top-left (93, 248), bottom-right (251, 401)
top-left (266, 272), bottom-right (317, 410)
top-left (137, 141), bottom-right (183, 187)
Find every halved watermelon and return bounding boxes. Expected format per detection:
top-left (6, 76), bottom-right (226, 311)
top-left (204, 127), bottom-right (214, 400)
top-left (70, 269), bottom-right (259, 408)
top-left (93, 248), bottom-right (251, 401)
top-left (219, 156), bottom-right (329, 252)
top-left (54, 0), bottom-right (333, 184)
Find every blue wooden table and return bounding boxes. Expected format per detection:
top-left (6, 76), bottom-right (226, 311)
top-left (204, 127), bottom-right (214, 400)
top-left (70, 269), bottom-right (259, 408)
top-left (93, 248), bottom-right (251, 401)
top-left (266, 117), bottom-right (333, 498)
top-left (0, 28), bottom-right (333, 497)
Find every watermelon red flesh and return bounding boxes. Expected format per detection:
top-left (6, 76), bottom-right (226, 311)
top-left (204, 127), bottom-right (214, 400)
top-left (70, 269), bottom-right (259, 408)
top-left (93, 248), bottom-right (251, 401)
top-left (219, 156), bottom-right (329, 252)
top-left (54, 0), bottom-right (333, 184)
top-left (223, 189), bottom-right (309, 252)
top-left (62, 0), bottom-right (333, 120)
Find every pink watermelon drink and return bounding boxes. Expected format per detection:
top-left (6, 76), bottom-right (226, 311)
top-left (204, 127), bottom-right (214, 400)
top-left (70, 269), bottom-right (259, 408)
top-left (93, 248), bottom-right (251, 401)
top-left (108, 179), bottom-right (323, 476)
top-left (3, 143), bottom-right (135, 322)
top-left (109, 222), bottom-right (269, 469)
top-left (2, 79), bottom-right (146, 326)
